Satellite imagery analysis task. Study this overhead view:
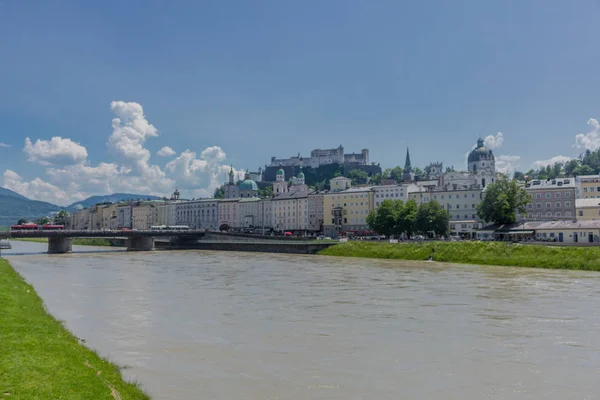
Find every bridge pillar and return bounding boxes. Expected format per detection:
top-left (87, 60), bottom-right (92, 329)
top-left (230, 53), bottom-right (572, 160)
top-left (127, 236), bottom-right (155, 251)
top-left (48, 237), bottom-right (72, 254)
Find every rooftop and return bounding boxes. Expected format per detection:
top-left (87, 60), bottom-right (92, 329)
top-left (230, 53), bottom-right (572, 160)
top-left (576, 198), bottom-right (600, 208)
top-left (525, 178), bottom-right (576, 189)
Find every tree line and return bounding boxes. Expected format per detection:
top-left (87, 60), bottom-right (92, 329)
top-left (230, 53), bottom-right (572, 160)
top-left (515, 148), bottom-right (600, 180)
top-left (366, 199), bottom-right (450, 238)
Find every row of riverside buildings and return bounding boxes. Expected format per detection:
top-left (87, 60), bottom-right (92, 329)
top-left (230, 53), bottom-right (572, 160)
top-left (68, 139), bottom-right (600, 242)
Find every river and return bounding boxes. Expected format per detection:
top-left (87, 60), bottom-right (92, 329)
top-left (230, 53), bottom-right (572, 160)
top-left (5, 241), bottom-right (600, 399)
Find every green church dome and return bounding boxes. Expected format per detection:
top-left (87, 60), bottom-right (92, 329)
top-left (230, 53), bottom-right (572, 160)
top-left (277, 168), bottom-right (285, 175)
top-left (468, 138), bottom-right (494, 163)
top-left (240, 179), bottom-right (258, 191)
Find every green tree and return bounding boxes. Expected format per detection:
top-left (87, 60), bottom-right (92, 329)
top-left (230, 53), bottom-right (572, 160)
top-left (369, 173), bottom-right (382, 185)
top-left (513, 171), bottom-right (525, 181)
top-left (347, 169), bottom-right (369, 185)
top-left (258, 185), bottom-right (273, 198)
top-left (17, 218), bottom-right (28, 225)
top-left (396, 199), bottom-right (418, 238)
top-left (477, 179), bottom-right (532, 224)
top-left (35, 217), bottom-right (51, 225)
top-left (383, 166), bottom-right (403, 182)
top-left (366, 200), bottom-right (399, 238)
top-left (54, 210), bottom-right (69, 225)
top-left (213, 187), bottom-right (225, 199)
top-left (413, 167), bottom-right (425, 181)
top-left (564, 159), bottom-right (580, 176)
top-left (414, 201), bottom-right (450, 237)
top-left (573, 164), bottom-right (594, 176)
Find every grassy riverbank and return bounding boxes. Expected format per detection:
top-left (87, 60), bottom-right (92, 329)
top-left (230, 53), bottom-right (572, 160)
top-left (12, 237), bottom-right (114, 246)
top-left (319, 241), bottom-right (600, 270)
top-left (0, 259), bottom-right (149, 399)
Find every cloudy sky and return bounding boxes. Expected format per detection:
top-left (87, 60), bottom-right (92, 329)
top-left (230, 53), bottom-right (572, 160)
top-left (2, 1), bottom-right (600, 205)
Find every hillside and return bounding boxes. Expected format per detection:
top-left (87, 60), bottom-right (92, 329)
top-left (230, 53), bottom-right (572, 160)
top-left (0, 194), bottom-right (61, 227)
top-left (0, 186), bottom-right (28, 201)
top-left (67, 193), bottom-right (162, 210)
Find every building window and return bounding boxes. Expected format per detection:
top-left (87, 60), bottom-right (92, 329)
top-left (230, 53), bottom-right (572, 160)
top-left (584, 187), bottom-right (588, 193)
top-left (546, 202), bottom-right (551, 209)
top-left (555, 202), bottom-right (561, 208)
top-left (528, 203), bottom-right (533, 209)
top-left (555, 212), bottom-right (561, 218)
top-left (546, 212), bottom-right (552, 217)
top-left (528, 213), bottom-right (533, 219)
top-left (545, 193), bottom-right (551, 199)
top-left (565, 201), bottom-right (571, 207)
top-left (565, 192), bottom-right (571, 198)
top-left (536, 193), bottom-right (542, 199)
top-left (536, 203), bottom-right (542, 209)
top-left (592, 187), bottom-right (596, 193)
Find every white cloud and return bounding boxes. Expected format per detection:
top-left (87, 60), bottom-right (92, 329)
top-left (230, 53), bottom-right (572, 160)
top-left (165, 146), bottom-right (234, 198)
top-left (0, 142), bottom-right (10, 148)
top-left (532, 155), bottom-right (572, 169)
top-left (483, 132), bottom-right (504, 149)
top-left (3, 169), bottom-right (84, 205)
top-left (4, 101), bottom-right (240, 204)
top-left (24, 137), bottom-right (88, 165)
top-left (574, 118), bottom-right (600, 151)
top-left (495, 155), bottom-right (520, 176)
top-left (108, 101), bottom-right (158, 164)
top-left (157, 146), bottom-right (176, 157)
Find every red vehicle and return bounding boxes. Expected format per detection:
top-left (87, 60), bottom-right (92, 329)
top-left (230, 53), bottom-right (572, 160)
top-left (41, 224), bottom-right (65, 230)
top-left (10, 223), bottom-right (39, 230)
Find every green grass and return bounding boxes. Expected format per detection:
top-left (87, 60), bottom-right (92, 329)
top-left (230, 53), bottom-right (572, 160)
top-left (319, 241), bottom-right (600, 270)
top-left (12, 238), bottom-right (114, 246)
top-left (0, 259), bottom-right (149, 399)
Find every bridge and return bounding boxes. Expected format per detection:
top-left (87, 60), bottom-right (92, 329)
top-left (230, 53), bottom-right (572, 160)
top-left (0, 230), bottom-right (335, 254)
top-left (0, 229), bottom-right (207, 253)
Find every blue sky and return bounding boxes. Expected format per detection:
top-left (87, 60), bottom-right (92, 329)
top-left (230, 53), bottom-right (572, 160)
top-left (2, 0), bottom-right (600, 204)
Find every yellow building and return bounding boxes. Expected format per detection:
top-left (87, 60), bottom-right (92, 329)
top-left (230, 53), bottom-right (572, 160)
top-left (323, 186), bottom-right (375, 237)
top-left (576, 198), bottom-right (600, 220)
top-left (576, 175), bottom-right (600, 198)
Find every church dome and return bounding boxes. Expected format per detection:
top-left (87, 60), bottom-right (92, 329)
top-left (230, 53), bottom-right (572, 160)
top-left (277, 167), bottom-right (285, 176)
top-left (240, 179), bottom-right (258, 191)
top-left (298, 171), bottom-right (305, 179)
top-left (468, 139), bottom-right (494, 163)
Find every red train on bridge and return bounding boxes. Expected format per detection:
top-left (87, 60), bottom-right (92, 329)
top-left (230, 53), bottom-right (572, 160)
top-left (10, 223), bottom-right (65, 231)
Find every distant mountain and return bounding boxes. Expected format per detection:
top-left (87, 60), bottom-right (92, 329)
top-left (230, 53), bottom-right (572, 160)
top-left (0, 189), bottom-right (62, 227)
top-left (67, 193), bottom-right (162, 210)
top-left (0, 186), bottom-right (29, 201)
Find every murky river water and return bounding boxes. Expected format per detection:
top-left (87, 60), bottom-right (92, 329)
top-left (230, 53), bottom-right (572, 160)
top-left (5, 241), bottom-right (600, 399)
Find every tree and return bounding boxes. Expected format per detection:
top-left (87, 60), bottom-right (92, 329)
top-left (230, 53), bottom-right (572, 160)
top-left (35, 217), bottom-right (51, 225)
top-left (564, 159), bottom-right (580, 176)
top-left (477, 179), bottom-right (532, 224)
top-left (572, 164), bottom-right (594, 176)
top-left (396, 199), bottom-right (418, 238)
top-left (383, 166), bottom-right (403, 182)
top-left (258, 185), bottom-right (273, 198)
top-left (54, 210), bottom-right (69, 226)
top-left (213, 187), bottom-right (225, 199)
top-left (513, 171), bottom-right (525, 181)
top-left (369, 173), bottom-right (383, 185)
top-left (414, 201), bottom-right (450, 237)
top-left (17, 218), bottom-right (28, 225)
top-left (413, 167), bottom-right (425, 181)
top-left (445, 166), bottom-right (455, 173)
top-left (347, 169), bottom-right (369, 185)
top-left (366, 200), bottom-right (399, 238)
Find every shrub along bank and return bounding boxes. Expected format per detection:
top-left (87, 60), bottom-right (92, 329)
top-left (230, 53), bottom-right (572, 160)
top-left (0, 259), bottom-right (149, 399)
top-left (319, 241), bottom-right (600, 270)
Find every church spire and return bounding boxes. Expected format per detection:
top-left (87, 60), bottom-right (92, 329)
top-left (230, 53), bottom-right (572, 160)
top-left (404, 147), bottom-right (412, 172)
